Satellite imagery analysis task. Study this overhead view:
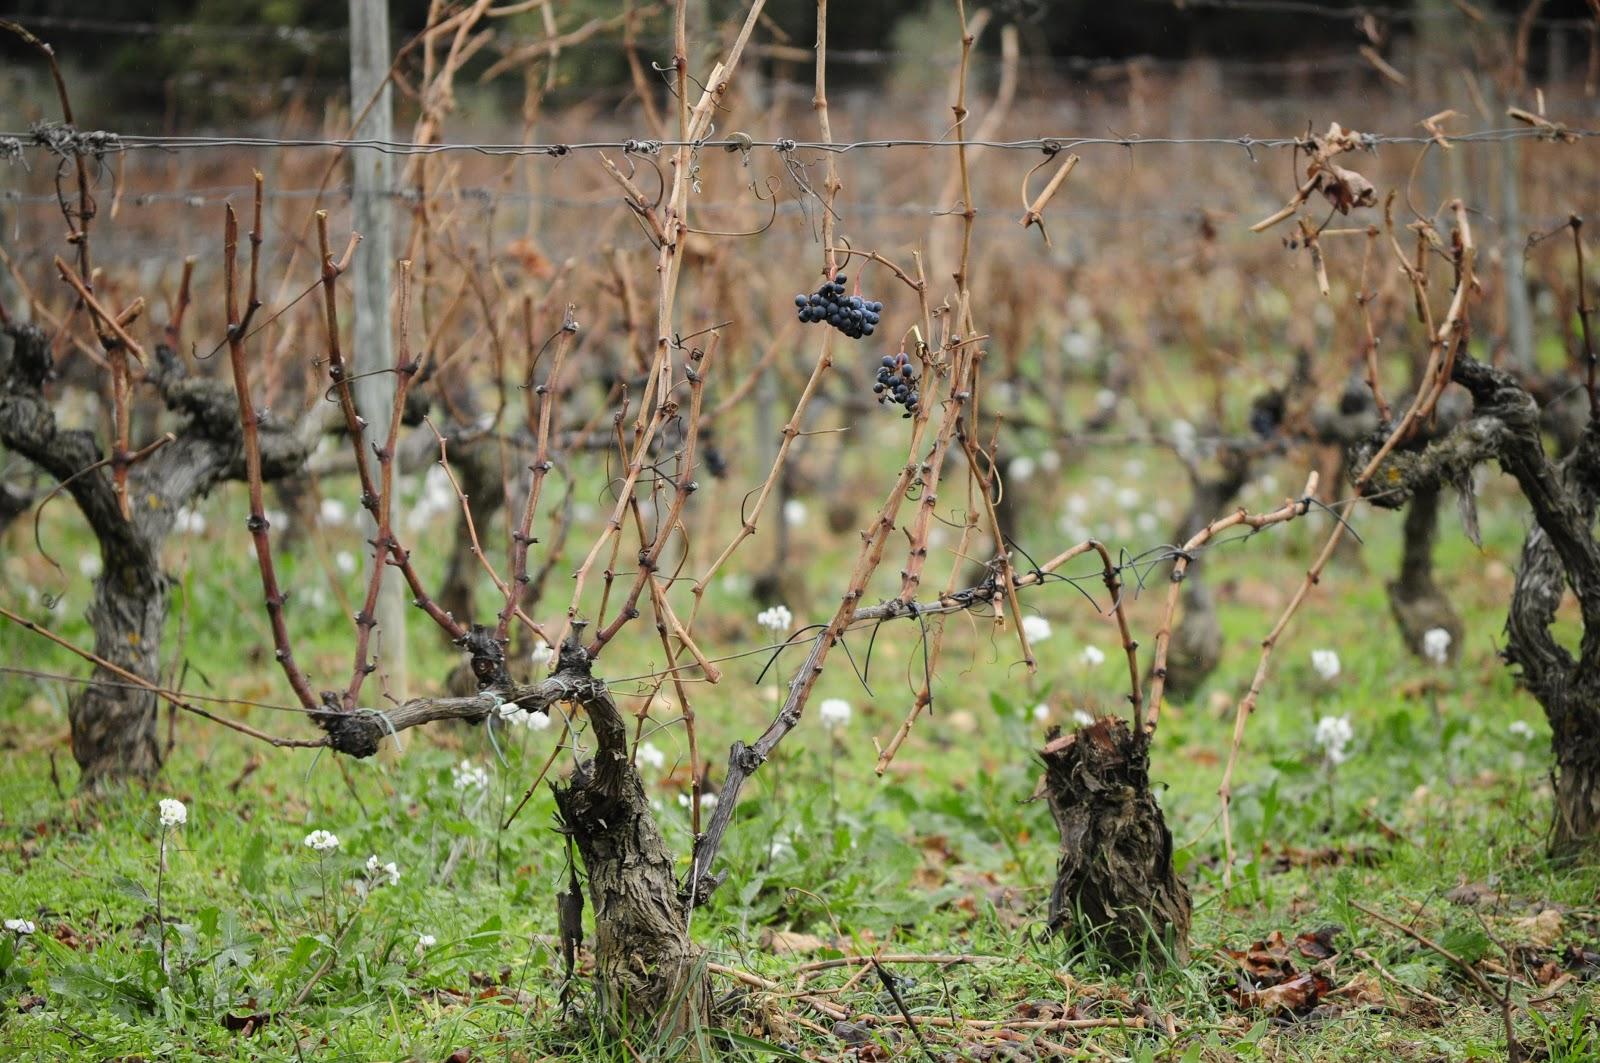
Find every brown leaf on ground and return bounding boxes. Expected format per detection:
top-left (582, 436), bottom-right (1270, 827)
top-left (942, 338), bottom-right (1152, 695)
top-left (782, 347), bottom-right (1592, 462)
top-left (1227, 971), bottom-right (1335, 1015)
top-left (760, 929), bottom-right (829, 955)
top-left (1511, 908), bottom-right (1564, 948)
top-left (1445, 880), bottom-right (1506, 907)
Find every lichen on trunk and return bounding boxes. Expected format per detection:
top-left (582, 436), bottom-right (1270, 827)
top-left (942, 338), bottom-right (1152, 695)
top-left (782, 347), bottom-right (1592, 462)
top-left (1040, 717), bottom-right (1191, 967)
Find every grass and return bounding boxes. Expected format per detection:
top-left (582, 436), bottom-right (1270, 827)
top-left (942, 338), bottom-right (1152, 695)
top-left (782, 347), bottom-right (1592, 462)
top-left (2, 430), bottom-right (1599, 1061)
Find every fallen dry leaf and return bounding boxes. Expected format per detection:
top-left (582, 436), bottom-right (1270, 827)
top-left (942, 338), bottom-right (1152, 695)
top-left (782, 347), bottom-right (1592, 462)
top-left (1511, 908), bottom-right (1563, 948)
top-left (760, 929), bottom-right (829, 955)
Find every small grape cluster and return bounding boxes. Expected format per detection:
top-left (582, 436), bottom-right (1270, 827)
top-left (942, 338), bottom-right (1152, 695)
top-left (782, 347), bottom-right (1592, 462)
top-left (794, 275), bottom-right (880, 339)
top-left (874, 353), bottom-right (919, 417)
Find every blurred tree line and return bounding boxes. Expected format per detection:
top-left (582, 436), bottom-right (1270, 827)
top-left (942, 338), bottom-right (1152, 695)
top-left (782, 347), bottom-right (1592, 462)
top-left (1, 0), bottom-right (1595, 122)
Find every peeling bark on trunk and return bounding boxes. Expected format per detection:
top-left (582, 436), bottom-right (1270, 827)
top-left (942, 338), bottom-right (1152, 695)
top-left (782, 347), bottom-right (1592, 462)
top-left (1386, 484), bottom-right (1463, 661)
top-left (1551, 689), bottom-right (1600, 855)
top-left (1040, 718), bottom-right (1191, 967)
top-left (551, 648), bottom-right (707, 1031)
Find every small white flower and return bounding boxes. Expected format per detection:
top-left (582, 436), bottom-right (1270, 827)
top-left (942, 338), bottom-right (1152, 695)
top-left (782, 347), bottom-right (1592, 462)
top-left (417, 932), bottom-right (437, 949)
top-left (264, 508), bottom-right (289, 531)
top-left (451, 760), bottom-right (489, 792)
top-left (1311, 649), bottom-right (1341, 681)
top-left (158, 798), bottom-right (187, 828)
top-left (335, 550), bottom-right (357, 575)
top-left (819, 698), bottom-right (852, 731)
top-left (530, 642), bottom-right (556, 669)
top-left (304, 829), bottom-right (340, 852)
top-left (497, 699), bottom-right (523, 720)
top-left (768, 833), bottom-right (795, 860)
top-left (757, 605), bottom-right (793, 633)
top-left (78, 554), bottom-right (102, 578)
top-left (1072, 709), bottom-right (1095, 728)
top-left (1114, 486), bottom-right (1141, 509)
top-left (319, 498), bottom-right (349, 526)
top-left (1171, 419), bottom-right (1198, 459)
top-left (1032, 703), bottom-right (1050, 723)
top-left (700, 793), bottom-right (718, 812)
top-left (1008, 456), bottom-right (1037, 483)
top-left (304, 586), bottom-right (330, 611)
top-left (1063, 331), bottom-right (1094, 360)
top-left (1066, 494), bottom-right (1089, 516)
top-left (1080, 645), bottom-right (1106, 667)
top-left (637, 741), bottom-right (667, 770)
top-left (1422, 627), bottom-right (1452, 666)
top-left (1095, 388), bottom-right (1118, 411)
top-left (782, 499), bottom-right (808, 527)
top-left (1136, 512), bottom-right (1159, 534)
top-left (1314, 714), bottom-right (1354, 766)
top-left (174, 507), bottom-right (207, 535)
top-left (525, 710), bottom-right (553, 731)
top-left (1509, 720), bottom-right (1537, 741)
top-left (4, 919), bottom-right (35, 935)
top-left (365, 854), bottom-right (400, 886)
top-left (1022, 615), bottom-right (1053, 643)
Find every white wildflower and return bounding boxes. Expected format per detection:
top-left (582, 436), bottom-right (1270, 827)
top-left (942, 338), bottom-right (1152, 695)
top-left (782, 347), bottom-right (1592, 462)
top-left (1008, 456), bottom-right (1037, 483)
top-left (365, 854), bottom-right (400, 886)
top-left (636, 741), bottom-right (667, 770)
top-left (1022, 615), bottom-right (1053, 643)
top-left (1062, 331), bottom-right (1094, 360)
top-left (1095, 388), bottom-right (1118, 411)
top-left (1509, 720), bottom-right (1536, 741)
top-left (768, 833), bottom-right (795, 861)
top-left (1311, 649), bottom-right (1341, 681)
top-left (1080, 645), bottom-right (1107, 667)
top-left (1066, 494), bottom-right (1089, 516)
top-left (417, 933), bottom-right (437, 949)
top-left (525, 710), bottom-right (552, 731)
top-left (1314, 714), bottom-right (1354, 766)
top-left (4, 919), bottom-right (35, 935)
top-left (1136, 512), bottom-right (1159, 534)
top-left (1032, 703), bottom-right (1050, 723)
top-left (1072, 709), bottom-right (1095, 728)
top-left (451, 760), bottom-right (489, 792)
top-left (1171, 419), bottom-right (1198, 460)
top-left (335, 550), bottom-right (357, 575)
top-left (1114, 486), bottom-right (1141, 509)
top-left (157, 798), bottom-right (187, 828)
top-left (819, 698), bottom-right (852, 731)
top-left (174, 507), bottom-right (207, 535)
top-left (264, 508), bottom-right (289, 531)
top-left (304, 830), bottom-right (340, 853)
top-left (1422, 627), bottom-right (1452, 666)
top-left (319, 498), bottom-right (349, 526)
top-left (678, 792), bottom-right (718, 812)
top-left (757, 605), bottom-right (793, 633)
top-left (530, 642), bottom-right (556, 669)
top-left (783, 499), bottom-right (808, 527)
top-left (78, 554), bottom-right (102, 578)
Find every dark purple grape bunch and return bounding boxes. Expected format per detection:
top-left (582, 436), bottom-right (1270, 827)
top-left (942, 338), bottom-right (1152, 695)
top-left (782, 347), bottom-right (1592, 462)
top-left (794, 274), bottom-right (880, 339)
top-left (873, 353), bottom-right (920, 417)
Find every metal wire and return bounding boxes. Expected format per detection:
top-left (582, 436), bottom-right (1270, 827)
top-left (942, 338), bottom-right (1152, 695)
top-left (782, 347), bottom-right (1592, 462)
top-left (3, 124), bottom-right (1595, 160)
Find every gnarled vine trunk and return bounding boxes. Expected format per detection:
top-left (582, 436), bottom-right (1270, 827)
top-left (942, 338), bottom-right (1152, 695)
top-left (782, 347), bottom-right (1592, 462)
top-left (73, 538), bottom-right (167, 788)
top-left (2, 324), bottom-right (307, 789)
top-left (548, 640), bottom-right (706, 1031)
top-left (1041, 718), bottom-right (1191, 966)
top-left (1386, 484), bottom-right (1462, 661)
